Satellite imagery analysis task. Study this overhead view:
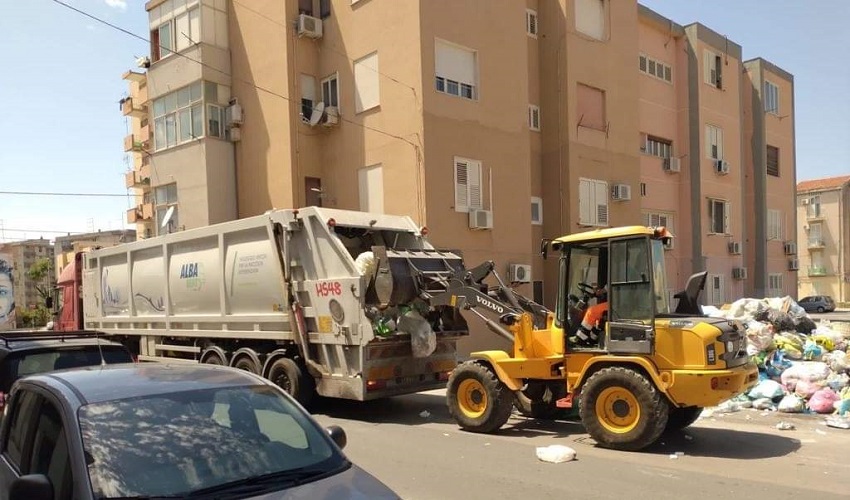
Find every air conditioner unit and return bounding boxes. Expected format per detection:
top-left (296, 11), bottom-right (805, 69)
top-left (136, 56), bottom-right (151, 69)
top-left (732, 267), bottom-right (748, 280)
top-left (469, 209), bottom-right (493, 230)
top-left (663, 157), bottom-right (681, 173)
top-left (788, 258), bottom-right (800, 271)
top-left (322, 106), bottom-right (339, 127)
top-left (784, 242), bottom-right (797, 255)
top-left (297, 14), bottom-right (323, 39)
top-left (508, 264), bottom-right (532, 284)
top-left (611, 184), bottom-right (631, 201)
top-left (728, 241), bottom-right (741, 255)
top-left (229, 127), bottom-right (242, 142)
top-left (715, 159), bottom-right (730, 175)
top-left (227, 102), bottom-right (243, 127)
top-left (802, 199), bottom-right (809, 205)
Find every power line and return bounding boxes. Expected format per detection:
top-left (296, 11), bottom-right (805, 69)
top-left (48, 0), bottom-right (419, 150)
top-left (0, 190), bottom-right (129, 198)
top-left (0, 228), bottom-right (92, 234)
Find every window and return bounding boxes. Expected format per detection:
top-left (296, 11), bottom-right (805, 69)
top-left (642, 135), bottom-right (672, 158)
top-left (29, 401), bottom-right (73, 500)
top-left (579, 178), bottom-right (609, 226)
top-left (704, 50), bottom-right (722, 88)
top-left (528, 104), bottom-right (540, 131)
top-left (577, 84), bottom-right (606, 131)
top-left (151, 6), bottom-right (200, 61)
top-left (768, 274), bottom-right (784, 298)
top-left (354, 52), bottom-right (380, 113)
top-left (764, 80), bottom-right (779, 114)
top-left (454, 157), bottom-right (483, 213)
top-left (153, 82), bottom-right (204, 150)
top-left (575, 0), bottom-right (605, 40)
top-left (639, 54), bottom-right (672, 83)
top-left (609, 238), bottom-right (653, 321)
top-left (708, 198), bottom-right (730, 234)
top-left (300, 74), bottom-right (317, 120)
top-left (321, 73), bottom-right (339, 108)
top-left (435, 39), bottom-right (477, 100)
top-left (642, 212), bottom-right (674, 249)
top-left (806, 195), bottom-right (822, 218)
top-left (531, 197), bottom-right (543, 225)
top-left (319, 0), bottom-right (331, 18)
top-left (358, 164), bottom-right (384, 213)
top-left (532, 280), bottom-right (544, 305)
top-left (298, 0), bottom-right (313, 15)
top-left (808, 222), bottom-right (823, 247)
top-left (705, 124), bottom-right (723, 160)
top-left (155, 184), bottom-right (179, 234)
top-left (5, 391), bottom-right (41, 469)
top-left (207, 104), bottom-right (223, 138)
top-left (526, 9), bottom-right (538, 37)
top-left (708, 274), bottom-right (726, 305)
top-left (766, 145), bottom-right (779, 177)
top-left (640, 183), bottom-right (646, 197)
top-left (767, 209), bottom-right (782, 241)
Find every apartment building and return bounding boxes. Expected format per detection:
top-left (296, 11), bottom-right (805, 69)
top-left (796, 175), bottom-right (850, 306)
top-left (54, 230), bottom-right (137, 276)
top-left (0, 239), bottom-right (55, 314)
top-left (123, 0), bottom-right (796, 353)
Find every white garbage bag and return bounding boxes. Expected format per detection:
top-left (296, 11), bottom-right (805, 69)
top-left (354, 251), bottom-right (378, 282)
top-left (535, 445), bottom-right (577, 463)
top-left (777, 394), bottom-right (805, 413)
top-left (399, 309), bottom-right (436, 358)
top-left (748, 379), bottom-right (785, 400)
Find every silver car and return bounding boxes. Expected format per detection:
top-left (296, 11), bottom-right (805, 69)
top-left (1, 363), bottom-right (399, 499)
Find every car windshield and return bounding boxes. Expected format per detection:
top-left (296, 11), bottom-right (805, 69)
top-left (1, 346), bottom-right (132, 392)
top-left (79, 385), bottom-right (343, 498)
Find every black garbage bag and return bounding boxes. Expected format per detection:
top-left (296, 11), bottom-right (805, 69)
top-left (765, 310), bottom-right (796, 333)
top-left (794, 316), bottom-right (817, 335)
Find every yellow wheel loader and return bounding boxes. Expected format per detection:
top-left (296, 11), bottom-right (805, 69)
top-left (428, 226), bottom-right (758, 451)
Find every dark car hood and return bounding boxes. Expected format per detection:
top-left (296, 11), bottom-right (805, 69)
top-left (248, 464), bottom-right (399, 500)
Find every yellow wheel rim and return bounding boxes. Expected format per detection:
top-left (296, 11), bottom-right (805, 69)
top-left (457, 379), bottom-right (488, 419)
top-left (595, 386), bottom-right (640, 434)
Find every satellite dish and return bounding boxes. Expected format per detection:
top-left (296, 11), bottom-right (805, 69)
top-left (161, 206), bottom-right (175, 230)
top-left (309, 102), bottom-right (325, 127)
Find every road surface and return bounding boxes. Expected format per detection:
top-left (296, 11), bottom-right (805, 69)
top-left (311, 390), bottom-right (850, 499)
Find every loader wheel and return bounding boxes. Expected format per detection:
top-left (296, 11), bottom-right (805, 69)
top-left (665, 406), bottom-right (703, 432)
top-left (447, 361), bottom-right (513, 433)
top-left (268, 357), bottom-right (315, 408)
top-left (579, 367), bottom-right (669, 451)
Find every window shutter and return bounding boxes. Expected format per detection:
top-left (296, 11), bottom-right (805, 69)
top-left (642, 213), bottom-right (651, 226)
top-left (579, 179), bottom-right (592, 225)
top-left (724, 201), bottom-right (730, 233)
top-left (468, 161), bottom-right (482, 210)
top-left (716, 128), bottom-right (723, 159)
top-left (454, 159), bottom-right (469, 212)
top-left (704, 51), bottom-right (712, 84)
top-left (595, 180), bottom-right (609, 226)
top-left (639, 55), bottom-right (647, 72)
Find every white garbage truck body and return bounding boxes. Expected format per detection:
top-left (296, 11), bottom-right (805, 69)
top-left (81, 207), bottom-right (468, 402)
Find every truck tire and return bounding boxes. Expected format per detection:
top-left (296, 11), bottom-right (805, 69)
top-left (268, 357), bottom-right (315, 408)
top-left (579, 366), bottom-right (669, 451)
top-left (200, 348), bottom-right (227, 366)
top-left (233, 356), bottom-right (261, 374)
top-left (665, 406), bottom-right (703, 432)
top-left (447, 361), bottom-right (513, 434)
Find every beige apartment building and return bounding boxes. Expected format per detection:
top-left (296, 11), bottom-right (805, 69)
top-left (0, 239), bottom-right (54, 314)
top-left (54, 230), bottom-right (137, 276)
top-left (123, 0), bottom-right (797, 353)
top-left (796, 176), bottom-right (850, 306)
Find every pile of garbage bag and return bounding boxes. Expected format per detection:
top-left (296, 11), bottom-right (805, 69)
top-left (706, 296), bottom-right (850, 417)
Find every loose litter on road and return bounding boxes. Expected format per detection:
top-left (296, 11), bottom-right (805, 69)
top-left (826, 416), bottom-right (850, 429)
top-left (535, 445), bottom-right (576, 463)
top-left (419, 410), bottom-right (431, 418)
top-left (815, 428), bottom-right (827, 435)
top-left (776, 421), bottom-right (796, 430)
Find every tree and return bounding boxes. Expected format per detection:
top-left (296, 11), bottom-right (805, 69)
top-left (26, 258), bottom-right (52, 305)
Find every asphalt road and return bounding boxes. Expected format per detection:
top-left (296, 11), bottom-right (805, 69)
top-left (311, 390), bottom-right (850, 500)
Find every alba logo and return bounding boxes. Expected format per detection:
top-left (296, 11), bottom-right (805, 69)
top-left (179, 262), bottom-right (206, 291)
top-left (180, 263), bottom-right (200, 279)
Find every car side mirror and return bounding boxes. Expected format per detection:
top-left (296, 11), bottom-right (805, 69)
top-left (10, 474), bottom-right (53, 500)
top-left (327, 425), bottom-right (347, 450)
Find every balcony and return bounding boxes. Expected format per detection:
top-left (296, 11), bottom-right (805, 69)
top-left (126, 206), bottom-right (141, 223)
top-left (806, 208), bottom-right (826, 221)
top-left (126, 202), bottom-right (154, 223)
top-left (121, 97), bottom-right (147, 118)
top-left (124, 164), bottom-right (151, 189)
top-left (123, 126), bottom-right (151, 153)
top-left (807, 237), bottom-right (826, 249)
top-left (808, 266), bottom-right (828, 277)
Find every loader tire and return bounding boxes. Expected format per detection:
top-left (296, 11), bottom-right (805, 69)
top-left (579, 367), bottom-right (669, 451)
top-left (665, 406), bottom-right (703, 432)
top-left (268, 357), bottom-right (315, 408)
top-left (447, 361), bottom-right (513, 434)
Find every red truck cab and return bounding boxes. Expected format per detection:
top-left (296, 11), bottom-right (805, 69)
top-left (54, 252), bottom-right (84, 332)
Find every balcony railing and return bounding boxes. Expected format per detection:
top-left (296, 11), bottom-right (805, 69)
top-left (808, 266), bottom-right (828, 277)
top-left (806, 208), bottom-right (826, 220)
top-left (807, 237), bottom-right (826, 249)
top-left (121, 97), bottom-right (147, 118)
top-left (126, 203), bottom-right (155, 223)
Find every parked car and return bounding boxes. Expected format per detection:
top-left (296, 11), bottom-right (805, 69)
top-left (0, 331), bottom-right (133, 414)
top-left (798, 295), bottom-right (836, 313)
top-left (0, 363), bottom-right (399, 500)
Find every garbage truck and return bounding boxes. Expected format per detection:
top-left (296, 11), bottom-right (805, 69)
top-left (54, 207), bottom-right (469, 405)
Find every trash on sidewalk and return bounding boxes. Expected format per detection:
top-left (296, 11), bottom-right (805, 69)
top-left (419, 410), bottom-right (431, 418)
top-left (825, 416), bottom-right (850, 430)
top-left (776, 421), bottom-right (796, 430)
top-left (535, 445), bottom-right (576, 463)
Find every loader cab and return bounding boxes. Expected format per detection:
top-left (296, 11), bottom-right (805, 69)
top-left (553, 227), bottom-right (673, 355)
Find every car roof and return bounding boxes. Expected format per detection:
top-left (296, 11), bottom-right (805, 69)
top-left (0, 334), bottom-right (125, 352)
top-left (31, 363), bottom-right (268, 405)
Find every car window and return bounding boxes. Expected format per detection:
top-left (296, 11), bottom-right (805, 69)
top-left (28, 400), bottom-right (72, 500)
top-left (4, 391), bottom-right (41, 470)
top-left (1, 347), bottom-right (132, 392)
top-left (79, 385), bottom-right (344, 499)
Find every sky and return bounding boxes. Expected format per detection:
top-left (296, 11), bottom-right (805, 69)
top-left (0, 0), bottom-right (848, 243)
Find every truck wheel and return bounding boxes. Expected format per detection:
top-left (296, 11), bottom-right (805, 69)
top-left (579, 367), bottom-right (669, 451)
top-left (447, 361), bottom-right (513, 434)
top-left (268, 357), bottom-right (315, 408)
top-left (233, 356), bottom-right (260, 374)
top-left (665, 406), bottom-right (703, 432)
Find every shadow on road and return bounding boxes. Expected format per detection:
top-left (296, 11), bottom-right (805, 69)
top-left (310, 392), bottom-right (456, 426)
top-left (646, 427), bottom-right (802, 459)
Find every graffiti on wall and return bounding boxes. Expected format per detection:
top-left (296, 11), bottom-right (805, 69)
top-left (0, 253), bottom-right (15, 331)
